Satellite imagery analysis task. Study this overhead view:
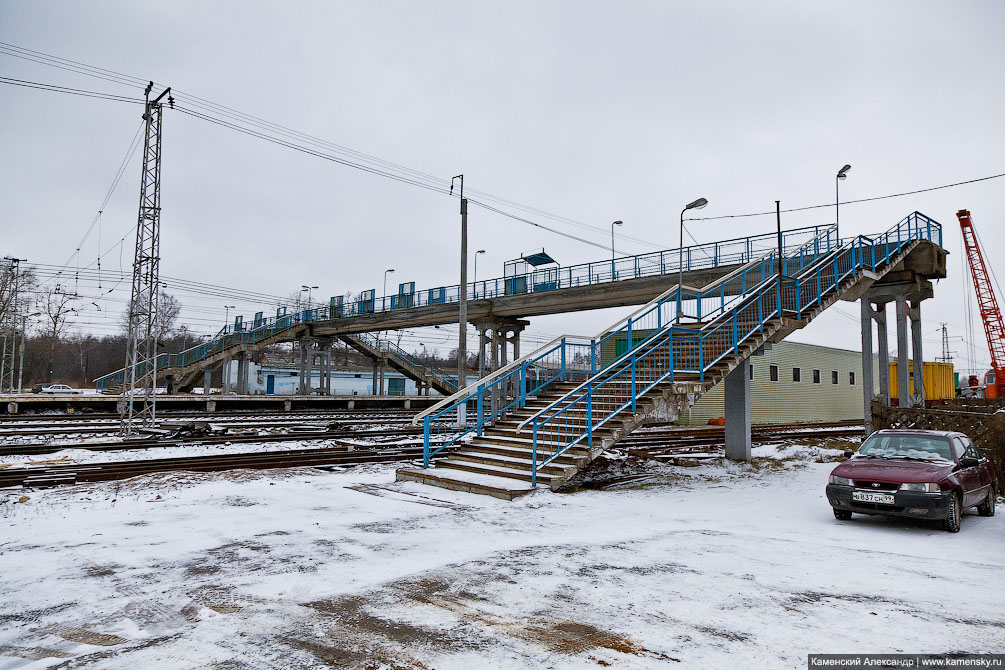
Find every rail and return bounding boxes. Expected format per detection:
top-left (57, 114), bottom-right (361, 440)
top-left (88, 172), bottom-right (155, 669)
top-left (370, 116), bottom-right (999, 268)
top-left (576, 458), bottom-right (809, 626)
top-left (520, 212), bottom-right (941, 485)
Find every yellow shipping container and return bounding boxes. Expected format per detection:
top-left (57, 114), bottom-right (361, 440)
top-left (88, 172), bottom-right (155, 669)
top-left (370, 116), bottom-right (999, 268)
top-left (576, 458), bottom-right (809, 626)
top-left (889, 361), bottom-right (955, 401)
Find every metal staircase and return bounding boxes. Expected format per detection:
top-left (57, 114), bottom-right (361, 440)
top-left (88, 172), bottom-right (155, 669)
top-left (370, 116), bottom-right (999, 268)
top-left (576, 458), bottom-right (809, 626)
top-left (340, 332), bottom-right (459, 395)
top-left (397, 214), bottom-right (943, 499)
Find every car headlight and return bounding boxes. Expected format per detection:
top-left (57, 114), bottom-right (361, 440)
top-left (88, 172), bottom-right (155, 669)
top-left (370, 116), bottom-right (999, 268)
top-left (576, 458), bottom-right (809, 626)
top-left (829, 475), bottom-right (853, 486)
top-left (898, 482), bottom-right (940, 492)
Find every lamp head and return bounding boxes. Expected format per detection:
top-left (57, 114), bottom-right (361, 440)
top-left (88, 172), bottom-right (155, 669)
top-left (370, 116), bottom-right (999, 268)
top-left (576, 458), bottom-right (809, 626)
top-left (837, 164), bottom-right (851, 179)
top-left (685, 198), bottom-right (708, 211)
top-left (613, 220), bottom-right (623, 226)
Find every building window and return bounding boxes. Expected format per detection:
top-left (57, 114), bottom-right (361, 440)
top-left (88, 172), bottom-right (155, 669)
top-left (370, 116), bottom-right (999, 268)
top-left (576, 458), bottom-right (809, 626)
top-left (813, 369), bottom-right (821, 384)
top-left (769, 364), bottom-right (779, 382)
top-left (749, 364), bottom-right (754, 380)
top-left (832, 370), bottom-right (839, 385)
top-left (849, 371), bottom-right (856, 385)
top-left (792, 367), bottom-right (801, 382)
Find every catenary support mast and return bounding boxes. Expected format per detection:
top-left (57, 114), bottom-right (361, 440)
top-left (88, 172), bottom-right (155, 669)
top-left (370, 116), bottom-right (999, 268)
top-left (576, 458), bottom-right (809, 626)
top-left (121, 82), bottom-right (172, 434)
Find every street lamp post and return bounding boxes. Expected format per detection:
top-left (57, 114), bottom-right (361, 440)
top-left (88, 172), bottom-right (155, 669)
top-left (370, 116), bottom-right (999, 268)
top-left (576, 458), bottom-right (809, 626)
top-left (473, 250), bottom-right (485, 298)
top-left (301, 285), bottom-right (318, 311)
top-left (836, 164), bottom-right (851, 241)
top-left (678, 199), bottom-right (709, 306)
top-left (611, 220), bottom-right (623, 279)
top-left (223, 305), bottom-right (236, 394)
top-left (382, 269), bottom-right (395, 311)
top-left (451, 174), bottom-right (468, 426)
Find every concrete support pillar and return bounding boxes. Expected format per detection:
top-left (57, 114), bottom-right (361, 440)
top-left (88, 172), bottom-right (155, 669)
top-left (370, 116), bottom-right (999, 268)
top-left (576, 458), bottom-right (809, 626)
top-left (222, 355), bottom-right (232, 393)
top-left (500, 330), bottom-right (509, 367)
top-left (379, 357), bottom-right (386, 395)
top-left (724, 358), bottom-right (751, 461)
top-left (372, 360), bottom-right (379, 396)
top-left (513, 330), bottom-right (521, 361)
top-left (236, 351), bottom-right (249, 395)
top-left (490, 328), bottom-right (499, 371)
top-left (165, 374), bottom-right (176, 395)
top-left (298, 341), bottom-right (308, 395)
top-left (203, 369), bottom-right (212, 396)
top-left (478, 327), bottom-right (487, 379)
top-left (910, 300), bottom-right (925, 407)
top-left (895, 295), bottom-right (910, 407)
top-left (876, 304), bottom-right (890, 405)
top-left (860, 297), bottom-right (875, 436)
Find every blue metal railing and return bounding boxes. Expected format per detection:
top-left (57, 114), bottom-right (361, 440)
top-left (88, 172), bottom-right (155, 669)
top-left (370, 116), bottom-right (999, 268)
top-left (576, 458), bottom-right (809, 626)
top-left (518, 212), bottom-right (941, 485)
top-left (94, 224), bottom-right (830, 390)
top-left (410, 223), bottom-right (849, 467)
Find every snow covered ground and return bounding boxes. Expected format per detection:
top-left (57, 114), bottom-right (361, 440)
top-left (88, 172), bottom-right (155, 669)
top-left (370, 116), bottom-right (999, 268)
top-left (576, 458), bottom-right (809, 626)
top-left (1, 445), bottom-right (1002, 669)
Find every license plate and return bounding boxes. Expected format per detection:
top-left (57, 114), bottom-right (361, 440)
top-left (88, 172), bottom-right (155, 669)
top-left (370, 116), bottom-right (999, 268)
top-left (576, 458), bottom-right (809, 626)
top-left (853, 490), bottom-right (895, 504)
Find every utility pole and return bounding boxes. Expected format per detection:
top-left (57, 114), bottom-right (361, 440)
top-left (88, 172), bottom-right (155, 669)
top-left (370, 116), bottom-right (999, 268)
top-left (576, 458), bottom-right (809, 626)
top-left (938, 323), bottom-right (953, 364)
top-left (451, 174), bottom-right (468, 425)
top-left (1, 257), bottom-right (25, 393)
top-left (121, 82), bottom-right (172, 435)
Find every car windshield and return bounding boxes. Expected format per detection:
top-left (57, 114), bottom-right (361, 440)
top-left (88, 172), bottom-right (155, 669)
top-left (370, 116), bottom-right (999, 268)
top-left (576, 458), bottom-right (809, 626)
top-left (856, 434), bottom-right (952, 462)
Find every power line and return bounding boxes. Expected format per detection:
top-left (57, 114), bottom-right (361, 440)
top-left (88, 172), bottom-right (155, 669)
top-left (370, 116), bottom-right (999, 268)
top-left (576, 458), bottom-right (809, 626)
top-left (684, 172), bottom-right (1005, 222)
top-left (0, 76), bottom-right (143, 104)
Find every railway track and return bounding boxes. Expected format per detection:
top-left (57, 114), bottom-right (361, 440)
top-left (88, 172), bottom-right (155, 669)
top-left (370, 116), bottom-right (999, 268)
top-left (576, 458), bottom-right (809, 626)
top-left (0, 444), bottom-right (442, 489)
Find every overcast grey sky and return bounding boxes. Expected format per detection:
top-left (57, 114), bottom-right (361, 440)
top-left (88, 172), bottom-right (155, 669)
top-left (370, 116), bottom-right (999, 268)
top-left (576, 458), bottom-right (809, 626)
top-left (2, 1), bottom-right (1003, 372)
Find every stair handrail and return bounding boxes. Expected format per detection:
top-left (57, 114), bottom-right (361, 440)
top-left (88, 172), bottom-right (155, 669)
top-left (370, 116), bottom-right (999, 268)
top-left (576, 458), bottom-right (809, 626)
top-left (411, 224), bottom-right (837, 426)
top-left (516, 225), bottom-right (843, 431)
top-left (520, 213), bottom-right (942, 483)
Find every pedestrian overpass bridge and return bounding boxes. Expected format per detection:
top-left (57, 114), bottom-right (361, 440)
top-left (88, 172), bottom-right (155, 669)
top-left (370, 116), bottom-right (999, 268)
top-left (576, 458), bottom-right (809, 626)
top-left (96, 217), bottom-right (945, 428)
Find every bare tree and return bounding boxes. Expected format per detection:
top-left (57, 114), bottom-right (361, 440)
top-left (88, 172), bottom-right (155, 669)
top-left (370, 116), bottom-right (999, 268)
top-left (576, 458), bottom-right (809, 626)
top-left (40, 287), bottom-right (77, 382)
top-left (119, 290), bottom-right (181, 343)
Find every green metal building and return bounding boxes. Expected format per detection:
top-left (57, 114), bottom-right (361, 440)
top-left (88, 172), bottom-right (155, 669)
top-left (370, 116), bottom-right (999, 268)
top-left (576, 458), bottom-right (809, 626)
top-left (680, 341), bottom-right (880, 425)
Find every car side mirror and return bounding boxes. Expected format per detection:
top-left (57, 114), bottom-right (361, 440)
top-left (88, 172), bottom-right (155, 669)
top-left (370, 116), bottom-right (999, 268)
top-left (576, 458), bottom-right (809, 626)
top-left (843, 450), bottom-right (854, 459)
top-left (959, 456), bottom-right (980, 468)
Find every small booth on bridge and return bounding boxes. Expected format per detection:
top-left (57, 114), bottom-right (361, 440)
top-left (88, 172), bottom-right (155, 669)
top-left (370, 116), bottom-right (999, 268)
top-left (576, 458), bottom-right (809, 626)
top-left (504, 248), bottom-right (559, 295)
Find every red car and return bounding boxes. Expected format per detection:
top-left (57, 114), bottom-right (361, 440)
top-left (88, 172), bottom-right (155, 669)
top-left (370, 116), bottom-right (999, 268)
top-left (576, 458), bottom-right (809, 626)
top-left (826, 429), bottom-right (997, 533)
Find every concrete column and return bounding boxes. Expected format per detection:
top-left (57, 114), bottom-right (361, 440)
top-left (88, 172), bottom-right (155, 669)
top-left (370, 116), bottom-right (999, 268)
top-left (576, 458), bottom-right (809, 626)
top-left (724, 358), bottom-right (751, 461)
top-left (372, 360), bottom-right (379, 396)
top-left (500, 329), bottom-right (509, 367)
top-left (379, 357), bottom-right (386, 395)
top-left (875, 303), bottom-right (890, 405)
top-left (165, 374), bottom-right (176, 395)
top-left (478, 327), bottom-right (487, 379)
top-left (223, 355), bottom-right (232, 393)
top-left (910, 300), bottom-right (925, 407)
top-left (513, 330), bottom-right (521, 360)
top-left (298, 341), bottom-right (308, 395)
top-left (236, 351), bottom-right (248, 395)
top-left (490, 328), bottom-right (499, 371)
top-left (895, 294), bottom-right (910, 407)
top-left (860, 297), bottom-right (875, 436)
top-left (203, 369), bottom-right (211, 396)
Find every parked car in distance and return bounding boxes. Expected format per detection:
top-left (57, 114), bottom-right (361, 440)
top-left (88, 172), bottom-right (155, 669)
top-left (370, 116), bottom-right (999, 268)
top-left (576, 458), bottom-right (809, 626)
top-left (38, 384), bottom-right (84, 395)
top-left (826, 429), bottom-right (997, 532)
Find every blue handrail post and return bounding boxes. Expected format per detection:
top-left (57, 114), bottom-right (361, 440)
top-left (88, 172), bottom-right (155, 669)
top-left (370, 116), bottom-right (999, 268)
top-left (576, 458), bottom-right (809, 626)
top-left (519, 362), bottom-right (527, 408)
top-left (587, 381), bottom-right (593, 449)
top-left (698, 337), bottom-right (704, 383)
top-left (531, 423), bottom-right (538, 487)
top-left (631, 354), bottom-right (637, 413)
top-left (560, 339), bottom-right (566, 382)
top-left (590, 339), bottom-right (596, 375)
top-left (476, 386), bottom-right (484, 435)
top-left (732, 311), bottom-right (738, 356)
top-left (422, 417), bottom-right (431, 468)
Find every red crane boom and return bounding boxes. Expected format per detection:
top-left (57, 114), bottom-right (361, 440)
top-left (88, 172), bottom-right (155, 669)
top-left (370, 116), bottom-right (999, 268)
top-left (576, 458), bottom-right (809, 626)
top-left (956, 209), bottom-right (1005, 398)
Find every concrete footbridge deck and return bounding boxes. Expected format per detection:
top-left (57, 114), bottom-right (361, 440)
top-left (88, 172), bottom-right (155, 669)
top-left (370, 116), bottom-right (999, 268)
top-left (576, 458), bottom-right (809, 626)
top-left (95, 222), bottom-right (941, 396)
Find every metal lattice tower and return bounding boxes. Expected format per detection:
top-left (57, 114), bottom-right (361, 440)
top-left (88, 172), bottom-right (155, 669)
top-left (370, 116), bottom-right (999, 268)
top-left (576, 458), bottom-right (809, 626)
top-left (121, 83), bottom-right (172, 434)
top-left (0, 258), bottom-right (17, 393)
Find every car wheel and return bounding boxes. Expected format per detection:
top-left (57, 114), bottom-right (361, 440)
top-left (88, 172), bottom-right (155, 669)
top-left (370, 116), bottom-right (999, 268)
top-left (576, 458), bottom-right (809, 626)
top-left (833, 508), bottom-right (852, 521)
top-left (943, 492), bottom-right (962, 533)
top-left (977, 485), bottom-right (996, 517)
